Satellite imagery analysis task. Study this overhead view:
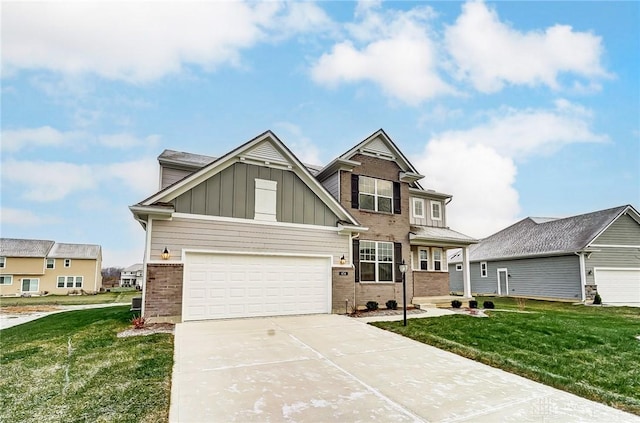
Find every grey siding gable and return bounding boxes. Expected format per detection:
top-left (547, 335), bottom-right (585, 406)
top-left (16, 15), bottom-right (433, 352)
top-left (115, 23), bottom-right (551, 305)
top-left (162, 167), bottom-right (192, 189)
top-left (172, 162), bottom-right (339, 227)
top-left (592, 213), bottom-right (640, 245)
top-left (321, 172), bottom-right (339, 201)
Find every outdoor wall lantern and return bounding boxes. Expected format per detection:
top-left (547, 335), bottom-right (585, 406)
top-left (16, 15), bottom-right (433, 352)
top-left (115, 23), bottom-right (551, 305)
top-left (398, 260), bottom-right (408, 326)
top-left (340, 255), bottom-right (346, 265)
top-left (161, 247), bottom-right (170, 260)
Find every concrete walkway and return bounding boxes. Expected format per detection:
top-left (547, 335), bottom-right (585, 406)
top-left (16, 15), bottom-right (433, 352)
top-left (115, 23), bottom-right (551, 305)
top-left (170, 314), bottom-right (639, 422)
top-left (0, 303), bottom-right (130, 330)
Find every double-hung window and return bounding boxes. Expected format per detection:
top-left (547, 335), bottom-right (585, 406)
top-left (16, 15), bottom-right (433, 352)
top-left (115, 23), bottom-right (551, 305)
top-left (433, 248), bottom-right (443, 271)
top-left (359, 176), bottom-right (393, 213)
top-left (64, 259), bottom-right (72, 268)
top-left (431, 201), bottom-right (442, 221)
top-left (418, 248), bottom-right (429, 270)
top-left (0, 257), bottom-right (5, 268)
top-left (412, 198), bottom-right (425, 219)
top-left (57, 276), bottom-right (83, 288)
top-left (480, 262), bottom-right (488, 277)
top-left (359, 240), bottom-right (394, 282)
top-left (46, 258), bottom-right (55, 269)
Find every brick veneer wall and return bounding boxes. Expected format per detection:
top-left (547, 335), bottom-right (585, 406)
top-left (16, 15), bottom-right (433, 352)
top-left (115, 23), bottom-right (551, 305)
top-left (338, 153), bottom-right (415, 306)
top-left (332, 267), bottom-right (355, 313)
top-left (145, 263), bottom-right (183, 319)
top-left (413, 271), bottom-right (449, 297)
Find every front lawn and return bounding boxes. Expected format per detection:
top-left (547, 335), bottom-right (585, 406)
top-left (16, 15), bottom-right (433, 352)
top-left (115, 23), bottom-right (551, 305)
top-left (0, 306), bottom-right (173, 422)
top-left (372, 297), bottom-right (640, 415)
top-left (0, 290), bottom-right (140, 308)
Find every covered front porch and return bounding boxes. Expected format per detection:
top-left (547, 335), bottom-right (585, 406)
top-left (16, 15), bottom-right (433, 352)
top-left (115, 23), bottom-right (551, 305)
top-left (409, 225), bottom-right (478, 304)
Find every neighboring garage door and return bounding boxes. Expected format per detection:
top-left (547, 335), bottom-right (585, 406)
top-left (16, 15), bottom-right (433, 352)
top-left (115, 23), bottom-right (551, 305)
top-left (594, 268), bottom-right (640, 305)
top-left (183, 253), bottom-right (331, 321)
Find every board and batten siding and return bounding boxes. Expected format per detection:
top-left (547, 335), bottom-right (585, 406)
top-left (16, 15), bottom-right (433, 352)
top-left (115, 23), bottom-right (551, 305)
top-left (321, 172), bottom-right (339, 201)
top-left (409, 197), bottom-right (446, 227)
top-left (161, 167), bottom-right (192, 189)
top-left (593, 213), bottom-right (640, 245)
top-left (585, 247), bottom-right (640, 285)
top-left (172, 162), bottom-right (339, 227)
top-left (151, 217), bottom-right (349, 265)
top-left (450, 255), bottom-right (581, 300)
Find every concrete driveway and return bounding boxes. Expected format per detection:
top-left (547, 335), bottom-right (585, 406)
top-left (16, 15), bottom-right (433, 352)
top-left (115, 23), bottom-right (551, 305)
top-left (170, 314), bottom-right (638, 422)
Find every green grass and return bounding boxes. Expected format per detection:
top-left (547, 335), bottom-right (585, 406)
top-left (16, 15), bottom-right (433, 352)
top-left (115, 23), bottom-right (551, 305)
top-left (372, 297), bottom-right (640, 415)
top-left (0, 306), bottom-right (173, 423)
top-left (0, 290), bottom-right (140, 307)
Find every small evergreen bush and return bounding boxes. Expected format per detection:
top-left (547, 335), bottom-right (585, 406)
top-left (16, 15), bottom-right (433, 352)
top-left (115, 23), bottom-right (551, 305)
top-left (593, 292), bottom-right (602, 305)
top-left (451, 300), bottom-right (462, 309)
top-left (385, 299), bottom-right (398, 310)
top-left (366, 301), bottom-right (379, 311)
top-left (483, 301), bottom-right (495, 309)
top-left (469, 300), bottom-right (478, 309)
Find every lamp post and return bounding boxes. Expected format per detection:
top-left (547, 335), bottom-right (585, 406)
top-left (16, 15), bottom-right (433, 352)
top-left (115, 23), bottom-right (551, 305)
top-left (398, 259), bottom-right (408, 326)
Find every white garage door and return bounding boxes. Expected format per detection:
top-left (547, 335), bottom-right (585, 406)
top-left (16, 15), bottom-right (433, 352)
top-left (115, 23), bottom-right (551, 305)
top-left (595, 268), bottom-right (640, 305)
top-left (183, 253), bottom-right (331, 321)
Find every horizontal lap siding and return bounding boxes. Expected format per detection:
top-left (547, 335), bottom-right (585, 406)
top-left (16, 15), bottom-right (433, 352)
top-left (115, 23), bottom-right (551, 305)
top-left (321, 172), bottom-right (339, 200)
top-left (586, 247), bottom-right (640, 285)
top-left (478, 256), bottom-right (581, 299)
top-left (151, 218), bottom-right (348, 265)
top-left (448, 264), bottom-right (464, 292)
top-left (593, 214), bottom-right (640, 245)
top-left (161, 167), bottom-right (191, 189)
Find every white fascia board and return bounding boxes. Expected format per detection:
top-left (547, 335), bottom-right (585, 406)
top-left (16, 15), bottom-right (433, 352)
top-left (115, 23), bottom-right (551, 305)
top-left (587, 205), bottom-right (640, 247)
top-left (408, 187), bottom-right (452, 199)
top-left (337, 224), bottom-right (369, 235)
top-left (399, 171), bottom-right (425, 183)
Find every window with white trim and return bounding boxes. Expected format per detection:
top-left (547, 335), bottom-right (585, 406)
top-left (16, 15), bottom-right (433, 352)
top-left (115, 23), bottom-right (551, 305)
top-left (455, 264), bottom-right (463, 271)
top-left (57, 276), bottom-right (83, 288)
top-left (433, 248), bottom-right (443, 271)
top-left (430, 201), bottom-right (442, 221)
top-left (64, 259), bottom-right (71, 268)
top-left (359, 240), bottom-right (394, 282)
top-left (412, 198), bottom-right (425, 219)
top-left (418, 248), bottom-right (429, 270)
top-left (0, 257), bottom-right (5, 268)
top-left (46, 258), bottom-right (55, 269)
top-left (359, 176), bottom-right (393, 213)
top-left (480, 262), bottom-right (488, 277)
top-left (0, 275), bottom-right (13, 285)
top-left (21, 278), bottom-right (39, 292)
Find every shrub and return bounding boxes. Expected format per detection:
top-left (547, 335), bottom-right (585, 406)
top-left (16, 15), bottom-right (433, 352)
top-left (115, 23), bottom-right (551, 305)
top-left (365, 301), bottom-right (379, 311)
top-left (131, 316), bottom-right (146, 329)
top-left (593, 292), bottom-right (602, 305)
top-left (483, 301), bottom-right (495, 309)
top-left (385, 300), bottom-right (398, 310)
top-left (469, 300), bottom-right (478, 309)
top-left (451, 300), bottom-right (462, 309)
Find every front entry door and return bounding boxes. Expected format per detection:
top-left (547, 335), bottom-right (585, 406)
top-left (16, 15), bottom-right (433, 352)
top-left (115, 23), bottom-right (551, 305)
top-left (497, 268), bottom-right (508, 296)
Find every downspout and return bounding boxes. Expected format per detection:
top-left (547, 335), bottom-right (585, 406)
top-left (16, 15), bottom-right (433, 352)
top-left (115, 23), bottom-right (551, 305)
top-left (141, 218), bottom-right (153, 317)
top-left (351, 232), bottom-right (359, 312)
top-left (575, 252), bottom-right (587, 302)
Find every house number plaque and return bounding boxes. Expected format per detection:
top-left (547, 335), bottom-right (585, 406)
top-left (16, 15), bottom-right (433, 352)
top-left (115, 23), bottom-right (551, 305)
top-left (339, 271), bottom-right (349, 276)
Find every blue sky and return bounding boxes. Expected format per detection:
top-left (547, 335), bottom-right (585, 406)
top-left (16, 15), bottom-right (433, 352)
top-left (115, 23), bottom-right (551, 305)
top-left (1, 1), bottom-right (638, 267)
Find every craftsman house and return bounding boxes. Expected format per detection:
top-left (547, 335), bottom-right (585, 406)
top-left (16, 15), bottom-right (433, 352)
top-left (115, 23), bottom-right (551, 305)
top-left (0, 238), bottom-right (103, 296)
top-left (130, 129), bottom-right (477, 322)
top-left (449, 205), bottom-right (640, 306)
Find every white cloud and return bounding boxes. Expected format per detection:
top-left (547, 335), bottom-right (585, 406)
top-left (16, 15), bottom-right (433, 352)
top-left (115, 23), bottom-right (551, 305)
top-left (3, 2), bottom-right (332, 83)
top-left (445, 1), bottom-right (609, 93)
top-left (1, 126), bottom-right (85, 152)
top-left (311, 5), bottom-right (453, 105)
top-left (414, 100), bottom-right (607, 238)
top-left (0, 207), bottom-right (61, 226)
top-left (1, 157), bottom-right (158, 202)
top-left (98, 133), bottom-right (160, 149)
top-left (274, 122), bottom-right (322, 166)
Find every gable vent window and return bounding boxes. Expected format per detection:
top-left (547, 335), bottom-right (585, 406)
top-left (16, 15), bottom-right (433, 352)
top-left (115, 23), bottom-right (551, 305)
top-left (352, 175), bottom-right (400, 214)
top-left (254, 179), bottom-right (277, 222)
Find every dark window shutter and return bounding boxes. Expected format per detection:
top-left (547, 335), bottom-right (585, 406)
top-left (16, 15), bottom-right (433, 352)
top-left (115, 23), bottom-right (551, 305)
top-left (353, 239), bottom-right (360, 282)
top-left (351, 174), bottom-right (359, 209)
top-left (394, 242), bottom-right (403, 282)
top-left (393, 182), bottom-right (401, 214)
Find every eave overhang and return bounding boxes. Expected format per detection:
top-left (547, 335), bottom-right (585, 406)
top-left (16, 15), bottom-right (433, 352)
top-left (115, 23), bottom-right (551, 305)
top-left (316, 158), bottom-right (361, 181)
top-left (399, 171), bottom-right (425, 183)
top-left (409, 187), bottom-right (452, 200)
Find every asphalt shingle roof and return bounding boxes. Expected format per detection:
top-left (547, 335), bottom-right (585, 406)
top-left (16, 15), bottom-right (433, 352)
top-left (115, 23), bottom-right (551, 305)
top-left (48, 243), bottom-right (101, 259)
top-left (410, 226), bottom-right (478, 244)
top-left (452, 205), bottom-right (631, 263)
top-left (0, 238), bottom-right (55, 257)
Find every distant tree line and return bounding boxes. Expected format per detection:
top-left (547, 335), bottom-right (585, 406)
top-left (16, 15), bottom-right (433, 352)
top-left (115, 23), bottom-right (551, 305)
top-left (101, 267), bottom-right (124, 287)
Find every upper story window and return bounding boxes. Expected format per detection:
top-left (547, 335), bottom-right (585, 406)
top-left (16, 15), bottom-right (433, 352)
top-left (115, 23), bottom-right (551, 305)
top-left (359, 240), bottom-right (394, 282)
top-left (64, 259), bottom-right (72, 268)
top-left (480, 262), bottom-right (488, 277)
top-left (46, 258), bottom-right (55, 269)
top-left (431, 201), bottom-right (442, 221)
top-left (412, 198), bottom-right (425, 219)
top-left (359, 176), bottom-right (393, 213)
top-left (0, 257), bottom-right (5, 268)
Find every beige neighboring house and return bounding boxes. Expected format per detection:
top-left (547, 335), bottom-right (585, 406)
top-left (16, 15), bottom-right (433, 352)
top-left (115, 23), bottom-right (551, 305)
top-left (0, 238), bottom-right (102, 296)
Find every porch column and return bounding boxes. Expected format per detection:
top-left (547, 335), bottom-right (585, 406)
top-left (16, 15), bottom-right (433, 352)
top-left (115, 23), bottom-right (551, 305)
top-left (462, 246), bottom-right (472, 298)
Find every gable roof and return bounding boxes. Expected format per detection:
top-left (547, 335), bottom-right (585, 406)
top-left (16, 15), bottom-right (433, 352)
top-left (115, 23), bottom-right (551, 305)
top-left (0, 238), bottom-right (55, 257)
top-left (316, 129), bottom-right (425, 186)
top-left (0, 239), bottom-right (101, 259)
top-left (133, 130), bottom-right (360, 226)
top-left (451, 205), bottom-right (639, 262)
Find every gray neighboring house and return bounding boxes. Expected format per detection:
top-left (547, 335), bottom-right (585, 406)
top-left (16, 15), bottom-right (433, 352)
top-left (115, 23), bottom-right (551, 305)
top-left (120, 263), bottom-right (143, 288)
top-left (449, 205), bottom-right (640, 306)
